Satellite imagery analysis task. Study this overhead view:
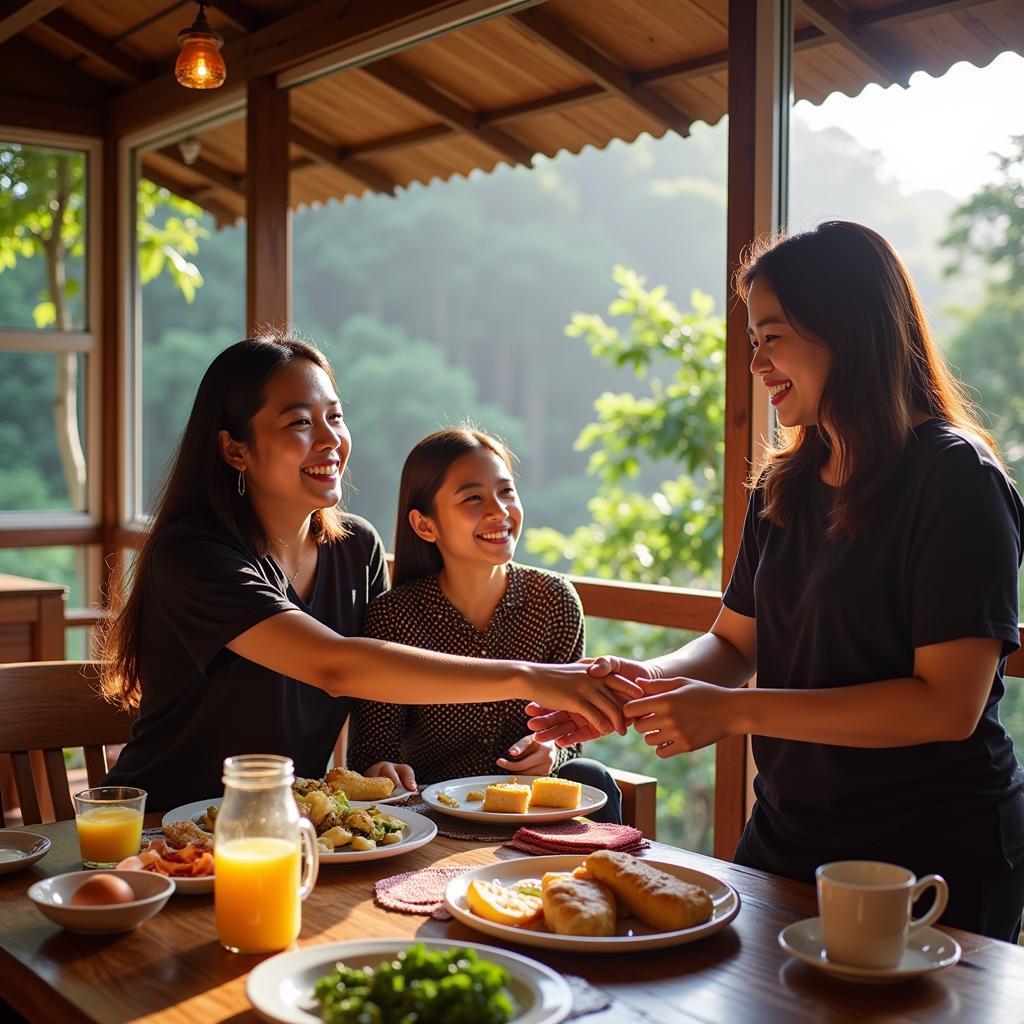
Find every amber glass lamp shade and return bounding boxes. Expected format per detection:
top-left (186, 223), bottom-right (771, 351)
top-left (175, 6), bottom-right (227, 90)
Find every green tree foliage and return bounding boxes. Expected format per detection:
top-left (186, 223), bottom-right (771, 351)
top-left (942, 136), bottom-right (1024, 486)
top-left (527, 266), bottom-right (724, 589)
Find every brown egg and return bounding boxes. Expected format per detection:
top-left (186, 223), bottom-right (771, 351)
top-left (70, 873), bottom-right (137, 907)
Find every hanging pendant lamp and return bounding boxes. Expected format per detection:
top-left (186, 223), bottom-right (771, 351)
top-left (175, 1), bottom-right (227, 90)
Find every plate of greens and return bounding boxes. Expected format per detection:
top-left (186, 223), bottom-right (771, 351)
top-left (246, 938), bottom-right (572, 1024)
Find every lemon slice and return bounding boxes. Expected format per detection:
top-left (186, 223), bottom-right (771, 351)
top-left (466, 878), bottom-right (544, 927)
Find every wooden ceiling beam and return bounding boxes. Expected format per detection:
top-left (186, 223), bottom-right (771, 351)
top-left (155, 145), bottom-right (246, 197)
top-left (511, 7), bottom-right (692, 136)
top-left (362, 58), bottom-right (536, 166)
top-left (37, 11), bottom-right (151, 84)
top-left (210, 0), bottom-right (267, 34)
top-left (797, 0), bottom-right (917, 86)
top-left (289, 123), bottom-right (397, 193)
top-left (0, 0), bottom-right (66, 45)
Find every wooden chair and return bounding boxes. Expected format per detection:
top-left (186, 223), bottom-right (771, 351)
top-left (608, 767), bottom-right (658, 839)
top-left (0, 661), bottom-right (133, 827)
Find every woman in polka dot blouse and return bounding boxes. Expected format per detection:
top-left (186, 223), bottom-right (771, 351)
top-left (346, 427), bottom-right (622, 822)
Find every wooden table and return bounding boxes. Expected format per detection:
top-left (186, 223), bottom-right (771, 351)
top-left (2, 821), bottom-right (1022, 1023)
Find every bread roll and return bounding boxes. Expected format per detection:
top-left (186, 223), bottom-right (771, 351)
top-left (541, 871), bottom-right (616, 936)
top-left (584, 850), bottom-right (712, 931)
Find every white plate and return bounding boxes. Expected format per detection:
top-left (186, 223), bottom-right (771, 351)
top-left (420, 775), bottom-right (607, 824)
top-left (162, 799), bottom-right (436, 864)
top-left (318, 804), bottom-right (437, 864)
top-left (246, 937), bottom-right (572, 1024)
top-left (778, 917), bottom-right (961, 983)
top-left (171, 874), bottom-right (214, 895)
top-left (444, 854), bottom-right (740, 952)
top-left (0, 830), bottom-right (51, 874)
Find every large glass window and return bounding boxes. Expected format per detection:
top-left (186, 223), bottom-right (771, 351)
top-left (0, 137), bottom-right (97, 519)
top-left (132, 132), bottom-right (246, 518)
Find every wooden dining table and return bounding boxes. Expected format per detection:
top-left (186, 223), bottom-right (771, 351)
top-left (2, 818), bottom-right (1023, 1024)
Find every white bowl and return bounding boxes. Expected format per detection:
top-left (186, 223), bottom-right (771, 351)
top-left (0, 830), bottom-right (52, 874)
top-left (28, 869), bottom-right (174, 934)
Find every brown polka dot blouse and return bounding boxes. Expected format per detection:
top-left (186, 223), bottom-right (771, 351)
top-left (346, 563), bottom-right (584, 785)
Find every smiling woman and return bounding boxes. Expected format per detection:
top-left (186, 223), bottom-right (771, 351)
top-left (96, 333), bottom-right (639, 812)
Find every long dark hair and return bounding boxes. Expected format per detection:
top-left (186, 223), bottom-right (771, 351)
top-left (100, 333), bottom-right (349, 709)
top-left (736, 220), bottom-right (997, 537)
top-left (391, 427), bottom-right (516, 588)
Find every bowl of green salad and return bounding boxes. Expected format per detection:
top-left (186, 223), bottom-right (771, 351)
top-left (245, 938), bottom-right (572, 1024)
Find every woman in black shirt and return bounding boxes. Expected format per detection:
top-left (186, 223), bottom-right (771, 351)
top-left (532, 222), bottom-right (1024, 940)
top-left (101, 335), bottom-right (637, 809)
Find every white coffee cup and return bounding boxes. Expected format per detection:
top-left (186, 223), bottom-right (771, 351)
top-left (815, 860), bottom-right (949, 969)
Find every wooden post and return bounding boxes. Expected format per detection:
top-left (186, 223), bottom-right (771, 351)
top-left (246, 76), bottom-right (291, 332)
top-left (715, 0), bottom-right (791, 861)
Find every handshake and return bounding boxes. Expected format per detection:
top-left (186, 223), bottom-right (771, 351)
top-left (528, 656), bottom-right (680, 747)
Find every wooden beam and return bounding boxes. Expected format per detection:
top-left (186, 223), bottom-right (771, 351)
top-left (289, 124), bottom-right (396, 194)
top-left (153, 146), bottom-right (246, 197)
top-left (362, 59), bottom-right (535, 166)
top-left (0, 0), bottom-right (66, 45)
top-left (108, 0), bottom-right (524, 137)
top-left (246, 76), bottom-right (290, 331)
top-left (37, 11), bottom-right (150, 84)
top-left (0, 94), bottom-right (104, 135)
top-left (211, 0), bottom-right (266, 34)
top-left (512, 7), bottom-right (692, 137)
top-left (797, 0), bottom-right (916, 86)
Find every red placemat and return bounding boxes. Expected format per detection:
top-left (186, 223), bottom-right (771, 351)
top-left (505, 820), bottom-right (648, 855)
top-left (374, 865), bottom-right (470, 920)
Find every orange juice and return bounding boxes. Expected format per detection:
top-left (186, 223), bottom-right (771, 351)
top-left (215, 837), bottom-right (301, 952)
top-left (75, 806), bottom-right (143, 865)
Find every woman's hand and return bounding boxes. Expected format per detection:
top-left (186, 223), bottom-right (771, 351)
top-left (523, 663), bottom-right (642, 740)
top-left (495, 734), bottom-right (558, 774)
top-left (364, 760), bottom-right (418, 792)
top-left (624, 678), bottom-right (735, 756)
top-left (526, 656), bottom-right (652, 744)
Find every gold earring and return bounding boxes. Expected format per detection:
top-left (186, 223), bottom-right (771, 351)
top-left (237, 470), bottom-right (246, 496)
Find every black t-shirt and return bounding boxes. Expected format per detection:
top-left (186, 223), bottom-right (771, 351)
top-left (724, 419), bottom-right (1024, 879)
top-left (104, 513), bottom-right (388, 811)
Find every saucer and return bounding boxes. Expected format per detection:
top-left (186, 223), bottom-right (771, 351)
top-left (778, 917), bottom-right (960, 983)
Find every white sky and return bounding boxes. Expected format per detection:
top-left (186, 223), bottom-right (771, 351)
top-left (795, 50), bottom-right (1024, 199)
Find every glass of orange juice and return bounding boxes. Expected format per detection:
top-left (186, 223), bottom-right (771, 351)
top-left (214, 755), bottom-right (318, 953)
top-left (73, 786), bottom-right (146, 868)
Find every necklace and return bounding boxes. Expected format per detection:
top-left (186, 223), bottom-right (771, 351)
top-left (276, 538), bottom-right (310, 586)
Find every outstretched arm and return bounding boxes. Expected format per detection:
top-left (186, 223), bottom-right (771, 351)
top-left (627, 636), bottom-right (1002, 756)
top-left (227, 608), bottom-right (641, 737)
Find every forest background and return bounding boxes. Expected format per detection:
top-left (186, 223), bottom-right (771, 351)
top-left (2, 112), bottom-right (1022, 853)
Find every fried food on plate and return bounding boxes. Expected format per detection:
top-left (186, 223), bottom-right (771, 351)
top-left (541, 871), bottom-right (616, 936)
top-left (467, 878), bottom-right (544, 927)
top-left (584, 850), bottom-right (713, 931)
top-left (529, 776), bottom-right (581, 809)
top-left (324, 766), bottom-right (395, 801)
top-left (483, 782), bottom-right (530, 813)
top-left (162, 818), bottom-right (214, 850)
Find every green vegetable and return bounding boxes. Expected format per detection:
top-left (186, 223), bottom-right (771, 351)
top-left (513, 884), bottom-right (542, 897)
top-left (313, 943), bottom-right (516, 1024)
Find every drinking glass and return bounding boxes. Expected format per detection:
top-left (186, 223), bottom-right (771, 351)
top-left (74, 786), bottom-right (146, 868)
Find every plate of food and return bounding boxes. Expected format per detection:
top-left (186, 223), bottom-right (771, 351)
top-left (420, 775), bottom-right (606, 824)
top-left (119, 825), bottom-right (215, 894)
top-left (444, 850), bottom-right (740, 953)
top-left (246, 938), bottom-right (572, 1024)
top-left (162, 777), bottom-right (436, 863)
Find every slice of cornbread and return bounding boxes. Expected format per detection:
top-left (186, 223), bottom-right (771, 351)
top-left (529, 776), bottom-right (582, 809)
top-left (483, 782), bottom-right (531, 813)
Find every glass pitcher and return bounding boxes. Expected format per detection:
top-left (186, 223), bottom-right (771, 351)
top-left (214, 754), bottom-right (318, 953)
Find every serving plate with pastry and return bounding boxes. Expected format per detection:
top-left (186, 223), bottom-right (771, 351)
top-left (420, 775), bottom-right (606, 824)
top-left (444, 850), bottom-right (740, 952)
